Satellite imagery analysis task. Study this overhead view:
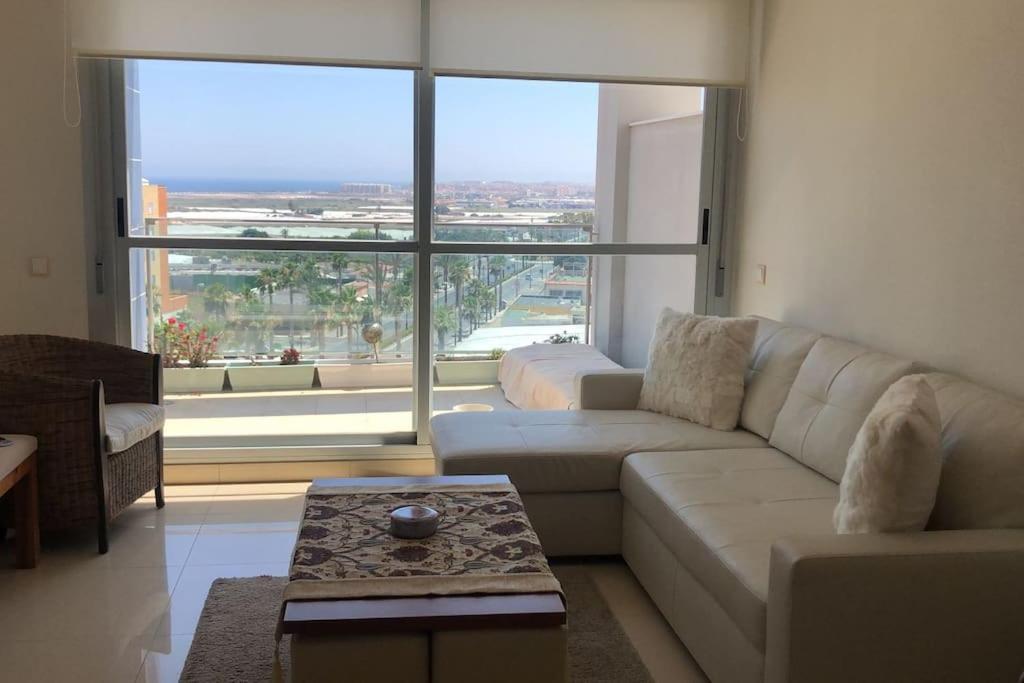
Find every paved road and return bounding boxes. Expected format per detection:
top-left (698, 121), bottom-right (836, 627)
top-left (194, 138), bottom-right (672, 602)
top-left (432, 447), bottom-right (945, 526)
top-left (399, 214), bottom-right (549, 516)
top-left (378, 262), bottom-right (552, 353)
top-left (322, 260), bottom-right (552, 354)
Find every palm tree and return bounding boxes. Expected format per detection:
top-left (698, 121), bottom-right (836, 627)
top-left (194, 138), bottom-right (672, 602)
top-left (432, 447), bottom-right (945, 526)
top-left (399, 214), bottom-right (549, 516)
top-left (389, 253), bottom-right (404, 285)
top-left (433, 305), bottom-right (456, 351)
top-left (329, 254), bottom-right (348, 299)
top-left (489, 255), bottom-right (509, 311)
top-left (298, 257), bottom-right (325, 347)
top-left (438, 255), bottom-right (452, 304)
top-left (230, 294), bottom-right (267, 356)
top-left (202, 282), bottom-right (230, 320)
top-left (257, 269), bottom-right (276, 307)
top-left (334, 286), bottom-right (364, 354)
top-left (465, 279), bottom-right (493, 330)
top-left (276, 259), bottom-right (303, 346)
top-left (480, 288), bottom-right (496, 322)
top-left (447, 259), bottom-right (473, 342)
top-left (384, 282), bottom-right (413, 352)
top-left (307, 287), bottom-right (334, 356)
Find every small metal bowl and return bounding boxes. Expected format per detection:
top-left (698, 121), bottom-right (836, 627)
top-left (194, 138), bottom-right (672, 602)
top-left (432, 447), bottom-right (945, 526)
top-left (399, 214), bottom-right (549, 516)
top-left (389, 505), bottom-right (441, 539)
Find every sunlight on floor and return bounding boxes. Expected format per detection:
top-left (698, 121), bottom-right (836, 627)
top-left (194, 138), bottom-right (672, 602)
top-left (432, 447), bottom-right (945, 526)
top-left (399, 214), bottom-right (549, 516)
top-left (0, 484), bottom-right (706, 682)
top-left (164, 385), bottom-right (515, 439)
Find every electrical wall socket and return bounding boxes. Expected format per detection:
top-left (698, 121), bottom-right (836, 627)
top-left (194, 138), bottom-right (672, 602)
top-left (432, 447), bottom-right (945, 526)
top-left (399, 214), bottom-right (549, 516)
top-left (30, 257), bottom-right (49, 277)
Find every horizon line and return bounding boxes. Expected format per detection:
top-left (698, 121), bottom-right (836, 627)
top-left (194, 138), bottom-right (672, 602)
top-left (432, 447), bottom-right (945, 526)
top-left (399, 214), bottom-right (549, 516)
top-left (147, 176), bottom-right (597, 189)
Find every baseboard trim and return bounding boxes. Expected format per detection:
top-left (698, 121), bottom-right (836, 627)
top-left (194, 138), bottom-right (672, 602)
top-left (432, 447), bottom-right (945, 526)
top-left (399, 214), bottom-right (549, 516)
top-left (165, 457), bottom-right (437, 485)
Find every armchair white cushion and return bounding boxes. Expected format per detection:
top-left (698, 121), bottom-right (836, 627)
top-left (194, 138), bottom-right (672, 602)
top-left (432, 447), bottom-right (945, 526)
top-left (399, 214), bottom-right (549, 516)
top-left (0, 434), bottom-right (36, 481)
top-left (104, 403), bottom-right (165, 453)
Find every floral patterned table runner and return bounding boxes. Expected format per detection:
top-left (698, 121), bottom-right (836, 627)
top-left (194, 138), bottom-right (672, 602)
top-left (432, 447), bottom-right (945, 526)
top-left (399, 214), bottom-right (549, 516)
top-left (284, 480), bottom-right (563, 603)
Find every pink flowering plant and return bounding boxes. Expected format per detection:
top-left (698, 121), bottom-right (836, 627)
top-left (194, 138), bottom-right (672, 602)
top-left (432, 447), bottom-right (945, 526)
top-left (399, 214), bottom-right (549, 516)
top-left (155, 317), bottom-right (220, 368)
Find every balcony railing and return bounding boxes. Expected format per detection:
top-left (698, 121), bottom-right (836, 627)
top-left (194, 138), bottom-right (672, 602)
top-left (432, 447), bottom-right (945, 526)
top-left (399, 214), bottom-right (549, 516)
top-left (142, 217), bottom-right (594, 243)
top-left (133, 223), bottom-right (594, 371)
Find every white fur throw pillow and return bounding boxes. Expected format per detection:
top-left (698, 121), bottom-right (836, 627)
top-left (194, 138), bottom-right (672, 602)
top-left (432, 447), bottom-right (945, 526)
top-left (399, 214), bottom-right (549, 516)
top-left (834, 374), bottom-right (943, 534)
top-left (637, 310), bottom-right (758, 431)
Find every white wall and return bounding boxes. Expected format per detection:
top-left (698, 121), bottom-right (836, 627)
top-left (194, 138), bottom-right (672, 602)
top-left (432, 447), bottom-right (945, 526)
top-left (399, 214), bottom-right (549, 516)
top-left (620, 116), bottom-right (702, 368)
top-left (593, 84), bottom-right (702, 365)
top-left (1, 1), bottom-right (89, 338)
top-left (734, 0), bottom-right (1024, 397)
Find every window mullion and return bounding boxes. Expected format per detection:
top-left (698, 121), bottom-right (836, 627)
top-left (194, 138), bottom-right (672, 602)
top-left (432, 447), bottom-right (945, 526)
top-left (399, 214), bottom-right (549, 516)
top-left (413, 0), bottom-right (435, 445)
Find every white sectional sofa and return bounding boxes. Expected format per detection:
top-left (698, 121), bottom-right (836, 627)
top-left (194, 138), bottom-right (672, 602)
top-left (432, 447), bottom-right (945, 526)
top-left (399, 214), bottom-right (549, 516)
top-left (430, 318), bottom-right (1024, 683)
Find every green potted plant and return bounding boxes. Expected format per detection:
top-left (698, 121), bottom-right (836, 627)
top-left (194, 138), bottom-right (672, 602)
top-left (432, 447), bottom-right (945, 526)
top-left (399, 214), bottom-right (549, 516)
top-left (159, 318), bottom-right (226, 394)
top-left (545, 331), bottom-right (580, 344)
top-left (316, 354), bottom-right (414, 389)
top-left (433, 348), bottom-right (503, 386)
top-left (226, 346), bottom-right (315, 392)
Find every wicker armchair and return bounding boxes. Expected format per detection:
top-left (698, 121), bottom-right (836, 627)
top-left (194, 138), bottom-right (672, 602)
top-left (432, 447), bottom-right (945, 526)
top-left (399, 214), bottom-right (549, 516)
top-left (0, 335), bottom-right (164, 553)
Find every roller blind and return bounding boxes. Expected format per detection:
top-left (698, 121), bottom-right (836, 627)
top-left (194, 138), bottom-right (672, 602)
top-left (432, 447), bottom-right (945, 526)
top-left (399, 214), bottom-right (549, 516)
top-left (70, 0), bottom-right (422, 68)
top-left (430, 0), bottom-right (749, 85)
top-left (70, 0), bottom-right (749, 84)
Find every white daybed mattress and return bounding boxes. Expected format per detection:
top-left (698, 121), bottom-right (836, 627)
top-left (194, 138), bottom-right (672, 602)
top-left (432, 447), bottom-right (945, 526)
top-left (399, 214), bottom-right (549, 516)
top-left (498, 343), bottom-right (622, 410)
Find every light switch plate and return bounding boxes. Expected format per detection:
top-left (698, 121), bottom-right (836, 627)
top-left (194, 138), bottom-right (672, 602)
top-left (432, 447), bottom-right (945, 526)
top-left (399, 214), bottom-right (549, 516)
top-left (756, 264), bottom-right (767, 285)
top-left (30, 257), bottom-right (49, 277)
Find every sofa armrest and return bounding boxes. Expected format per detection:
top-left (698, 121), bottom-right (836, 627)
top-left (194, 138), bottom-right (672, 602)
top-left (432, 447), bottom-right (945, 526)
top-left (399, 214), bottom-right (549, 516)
top-left (766, 530), bottom-right (1024, 683)
top-left (574, 370), bottom-right (644, 410)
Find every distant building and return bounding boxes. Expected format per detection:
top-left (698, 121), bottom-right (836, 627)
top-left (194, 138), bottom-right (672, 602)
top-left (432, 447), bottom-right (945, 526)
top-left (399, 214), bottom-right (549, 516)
top-left (340, 183), bottom-right (393, 196)
top-left (142, 180), bottom-right (189, 314)
top-left (543, 273), bottom-right (588, 303)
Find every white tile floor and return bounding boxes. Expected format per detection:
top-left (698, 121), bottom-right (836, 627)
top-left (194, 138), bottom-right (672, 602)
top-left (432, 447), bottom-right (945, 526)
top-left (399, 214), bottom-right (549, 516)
top-left (0, 484), bottom-right (707, 683)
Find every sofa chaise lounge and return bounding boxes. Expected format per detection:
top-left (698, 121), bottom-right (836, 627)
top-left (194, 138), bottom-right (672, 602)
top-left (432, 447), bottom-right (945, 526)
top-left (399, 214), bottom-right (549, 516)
top-left (430, 318), bottom-right (1024, 683)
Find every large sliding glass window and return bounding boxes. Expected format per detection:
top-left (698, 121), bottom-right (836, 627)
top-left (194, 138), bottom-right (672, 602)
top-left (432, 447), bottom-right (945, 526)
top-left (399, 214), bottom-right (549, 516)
top-left (121, 59), bottom-right (418, 450)
top-left (428, 76), bottom-right (712, 409)
top-left (109, 58), bottom-right (729, 458)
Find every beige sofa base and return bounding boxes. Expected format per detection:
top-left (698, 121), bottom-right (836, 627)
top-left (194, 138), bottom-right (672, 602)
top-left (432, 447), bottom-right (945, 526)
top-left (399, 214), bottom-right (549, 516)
top-left (291, 627), bottom-right (568, 683)
top-left (623, 502), bottom-right (764, 683)
top-left (522, 491), bottom-right (622, 556)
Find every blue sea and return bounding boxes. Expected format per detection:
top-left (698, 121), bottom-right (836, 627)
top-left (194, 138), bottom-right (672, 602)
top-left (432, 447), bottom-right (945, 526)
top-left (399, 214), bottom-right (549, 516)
top-left (149, 178), bottom-right (410, 193)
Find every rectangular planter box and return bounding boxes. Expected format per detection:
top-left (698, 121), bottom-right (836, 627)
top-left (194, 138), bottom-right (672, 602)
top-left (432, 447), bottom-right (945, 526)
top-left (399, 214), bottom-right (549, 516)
top-left (227, 364), bottom-right (316, 392)
top-left (434, 359), bottom-right (500, 386)
top-left (163, 367), bottom-right (226, 394)
top-left (316, 362), bottom-right (413, 389)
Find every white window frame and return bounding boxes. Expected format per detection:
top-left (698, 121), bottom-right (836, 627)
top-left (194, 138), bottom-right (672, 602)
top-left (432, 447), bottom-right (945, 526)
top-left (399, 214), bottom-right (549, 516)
top-left (81, 0), bottom-right (734, 460)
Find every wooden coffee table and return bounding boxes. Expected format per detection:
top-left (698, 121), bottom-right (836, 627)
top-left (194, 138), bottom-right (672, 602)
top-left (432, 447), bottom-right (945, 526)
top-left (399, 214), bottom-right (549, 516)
top-left (282, 475), bottom-right (568, 683)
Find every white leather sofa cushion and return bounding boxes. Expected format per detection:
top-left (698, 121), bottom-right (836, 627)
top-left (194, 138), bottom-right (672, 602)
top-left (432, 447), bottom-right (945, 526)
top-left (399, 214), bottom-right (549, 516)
top-left (769, 337), bottom-right (916, 482)
top-left (741, 318), bottom-right (822, 439)
top-left (104, 403), bottom-right (165, 453)
top-left (431, 410), bottom-right (767, 494)
top-left (620, 448), bottom-right (837, 650)
top-left (926, 372), bottom-right (1024, 530)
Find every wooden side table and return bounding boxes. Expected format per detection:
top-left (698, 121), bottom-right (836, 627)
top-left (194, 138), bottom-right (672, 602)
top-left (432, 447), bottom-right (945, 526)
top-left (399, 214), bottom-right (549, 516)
top-left (0, 435), bottom-right (40, 569)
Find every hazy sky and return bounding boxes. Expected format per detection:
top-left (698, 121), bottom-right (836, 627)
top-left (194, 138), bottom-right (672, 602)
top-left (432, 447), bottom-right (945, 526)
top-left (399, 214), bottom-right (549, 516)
top-left (138, 60), bottom-right (598, 187)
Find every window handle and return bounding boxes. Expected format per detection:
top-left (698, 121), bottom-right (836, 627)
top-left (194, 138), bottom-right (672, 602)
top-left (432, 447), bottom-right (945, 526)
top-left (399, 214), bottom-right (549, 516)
top-left (116, 197), bottom-right (126, 238)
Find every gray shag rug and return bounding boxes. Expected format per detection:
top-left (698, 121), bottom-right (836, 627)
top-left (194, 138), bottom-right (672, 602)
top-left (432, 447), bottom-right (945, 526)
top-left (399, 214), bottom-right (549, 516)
top-left (180, 565), bottom-right (653, 682)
